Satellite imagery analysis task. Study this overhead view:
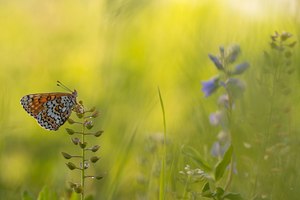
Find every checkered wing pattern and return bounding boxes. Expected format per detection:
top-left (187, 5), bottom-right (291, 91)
top-left (20, 92), bottom-right (77, 131)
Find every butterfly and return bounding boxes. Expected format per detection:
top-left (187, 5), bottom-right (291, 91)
top-left (20, 81), bottom-right (78, 131)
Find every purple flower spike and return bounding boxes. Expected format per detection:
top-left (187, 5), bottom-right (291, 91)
top-left (201, 76), bottom-right (220, 97)
top-left (208, 54), bottom-right (224, 70)
top-left (232, 62), bottom-right (250, 75)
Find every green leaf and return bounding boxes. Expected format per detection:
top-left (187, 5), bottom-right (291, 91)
top-left (214, 145), bottom-right (233, 181)
top-left (22, 191), bottom-right (34, 200)
top-left (223, 192), bottom-right (244, 200)
top-left (201, 182), bottom-right (213, 198)
top-left (37, 186), bottom-right (58, 200)
top-left (181, 145), bottom-right (212, 171)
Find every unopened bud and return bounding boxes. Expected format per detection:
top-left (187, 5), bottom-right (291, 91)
top-left (71, 137), bottom-right (80, 145)
top-left (67, 118), bottom-right (75, 124)
top-left (94, 131), bottom-right (103, 137)
top-left (79, 142), bottom-right (87, 149)
top-left (90, 156), bottom-right (100, 163)
top-left (85, 121), bottom-right (94, 129)
top-left (61, 152), bottom-right (72, 159)
top-left (95, 176), bottom-right (103, 180)
top-left (66, 162), bottom-right (77, 170)
top-left (76, 112), bottom-right (84, 119)
top-left (91, 145), bottom-right (100, 152)
top-left (66, 128), bottom-right (75, 135)
top-left (91, 111), bottom-right (99, 118)
top-left (74, 185), bottom-right (83, 194)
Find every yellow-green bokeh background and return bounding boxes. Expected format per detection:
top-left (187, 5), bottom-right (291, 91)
top-left (1, 0), bottom-right (300, 199)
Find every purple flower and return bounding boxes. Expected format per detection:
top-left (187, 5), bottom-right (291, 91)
top-left (208, 54), bottom-right (224, 70)
top-left (231, 62), bottom-right (249, 75)
top-left (211, 141), bottom-right (230, 157)
top-left (209, 111), bottom-right (223, 126)
top-left (225, 78), bottom-right (245, 98)
top-left (201, 76), bottom-right (220, 97)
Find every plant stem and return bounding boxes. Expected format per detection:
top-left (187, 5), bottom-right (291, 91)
top-left (224, 155), bottom-right (233, 192)
top-left (224, 68), bottom-right (234, 192)
top-left (158, 87), bottom-right (166, 200)
top-left (81, 122), bottom-right (86, 200)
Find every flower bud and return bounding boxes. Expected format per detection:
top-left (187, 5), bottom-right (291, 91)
top-left (76, 112), bottom-right (84, 119)
top-left (90, 156), bottom-right (100, 163)
top-left (74, 185), bottom-right (83, 194)
top-left (85, 121), bottom-right (94, 129)
top-left (61, 152), bottom-right (72, 159)
top-left (94, 131), bottom-right (103, 137)
top-left (91, 145), bottom-right (100, 152)
top-left (66, 162), bottom-right (77, 170)
top-left (79, 142), bottom-right (87, 149)
top-left (67, 118), bottom-right (76, 124)
top-left (66, 128), bottom-right (75, 135)
top-left (91, 111), bottom-right (99, 118)
top-left (208, 54), bottom-right (223, 70)
top-left (71, 137), bottom-right (80, 145)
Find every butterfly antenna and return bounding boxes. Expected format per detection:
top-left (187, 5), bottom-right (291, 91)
top-left (57, 81), bottom-right (73, 92)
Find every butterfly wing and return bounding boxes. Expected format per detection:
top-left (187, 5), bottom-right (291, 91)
top-left (20, 93), bottom-right (77, 130)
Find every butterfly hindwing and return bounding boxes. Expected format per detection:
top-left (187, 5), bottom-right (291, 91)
top-left (20, 92), bottom-right (77, 131)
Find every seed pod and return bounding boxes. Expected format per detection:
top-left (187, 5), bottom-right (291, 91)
top-left (91, 111), bottom-right (99, 118)
top-left (71, 137), bottom-right (80, 145)
top-left (66, 128), bottom-right (75, 135)
top-left (85, 121), bottom-right (94, 129)
top-left (90, 156), bottom-right (100, 163)
top-left (66, 162), bottom-right (77, 170)
top-left (94, 131), bottom-right (103, 137)
top-left (61, 152), bottom-right (72, 159)
top-left (67, 118), bottom-right (76, 124)
top-left (95, 176), bottom-right (103, 180)
top-left (91, 145), bottom-right (100, 152)
top-left (79, 142), bottom-right (87, 149)
top-left (74, 185), bottom-right (83, 194)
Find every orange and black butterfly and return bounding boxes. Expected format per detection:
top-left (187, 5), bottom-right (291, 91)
top-left (20, 81), bottom-right (77, 130)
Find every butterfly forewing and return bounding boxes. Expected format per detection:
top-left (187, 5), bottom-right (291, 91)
top-left (20, 92), bottom-right (77, 131)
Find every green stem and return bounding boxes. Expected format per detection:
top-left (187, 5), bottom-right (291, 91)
top-left (224, 155), bottom-right (234, 192)
top-left (223, 64), bottom-right (234, 192)
top-left (158, 87), bottom-right (166, 200)
top-left (81, 123), bottom-right (86, 200)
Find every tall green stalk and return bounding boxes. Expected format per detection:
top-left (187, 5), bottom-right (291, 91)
top-left (158, 87), bottom-right (166, 200)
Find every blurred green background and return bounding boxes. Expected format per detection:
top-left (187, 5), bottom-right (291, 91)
top-left (1, 0), bottom-right (300, 199)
